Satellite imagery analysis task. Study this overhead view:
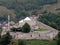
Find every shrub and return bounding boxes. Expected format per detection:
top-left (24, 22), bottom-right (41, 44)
top-left (11, 27), bottom-right (22, 32)
top-left (22, 23), bottom-right (31, 33)
top-left (1, 32), bottom-right (12, 45)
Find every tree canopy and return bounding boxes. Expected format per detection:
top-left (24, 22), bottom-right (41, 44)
top-left (0, 0), bottom-right (58, 22)
top-left (0, 32), bottom-right (12, 45)
top-left (22, 23), bottom-right (31, 33)
top-left (38, 13), bottom-right (60, 30)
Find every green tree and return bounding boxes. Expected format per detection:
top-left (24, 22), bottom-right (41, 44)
top-left (1, 32), bottom-right (12, 45)
top-left (38, 13), bottom-right (60, 31)
top-left (22, 23), bottom-right (31, 33)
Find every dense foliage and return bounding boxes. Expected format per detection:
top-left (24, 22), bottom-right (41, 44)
top-left (11, 27), bottom-right (22, 32)
top-left (38, 13), bottom-right (60, 30)
top-left (0, 0), bottom-right (57, 9)
top-left (0, 32), bottom-right (12, 45)
top-left (0, 0), bottom-right (57, 22)
top-left (22, 23), bottom-right (31, 33)
top-left (11, 23), bottom-right (31, 33)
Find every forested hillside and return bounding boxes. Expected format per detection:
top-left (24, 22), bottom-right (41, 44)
top-left (0, 0), bottom-right (60, 31)
top-left (0, 0), bottom-right (57, 22)
top-left (38, 12), bottom-right (60, 30)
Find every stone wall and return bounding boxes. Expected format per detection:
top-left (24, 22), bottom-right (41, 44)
top-left (9, 30), bottom-right (58, 40)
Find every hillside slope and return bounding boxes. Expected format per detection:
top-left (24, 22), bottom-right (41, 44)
top-left (0, 6), bottom-right (16, 22)
top-left (0, 0), bottom-right (59, 22)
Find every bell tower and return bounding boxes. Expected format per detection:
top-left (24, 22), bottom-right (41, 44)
top-left (8, 15), bottom-right (10, 31)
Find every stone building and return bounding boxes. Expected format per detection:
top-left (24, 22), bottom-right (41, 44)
top-left (19, 17), bottom-right (39, 30)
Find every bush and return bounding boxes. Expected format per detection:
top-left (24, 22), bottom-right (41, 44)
top-left (0, 32), bottom-right (12, 45)
top-left (22, 23), bottom-right (31, 33)
top-left (11, 23), bottom-right (31, 33)
top-left (11, 27), bottom-right (22, 32)
top-left (11, 27), bottom-right (17, 32)
top-left (17, 27), bottom-right (22, 32)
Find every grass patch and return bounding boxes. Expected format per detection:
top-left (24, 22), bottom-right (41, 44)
top-left (13, 39), bottom-right (57, 45)
top-left (25, 39), bottom-right (57, 45)
top-left (36, 28), bottom-right (47, 32)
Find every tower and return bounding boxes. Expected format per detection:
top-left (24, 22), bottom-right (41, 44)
top-left (8, 15), bottom-right (10, 31)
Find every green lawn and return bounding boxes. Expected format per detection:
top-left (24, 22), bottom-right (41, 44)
top-left (36, 28), bottom-right (47, 32)
top-left (25, 39), bottom-right (57, 45)
top-left (13, 39), bottom-right (57, 45)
